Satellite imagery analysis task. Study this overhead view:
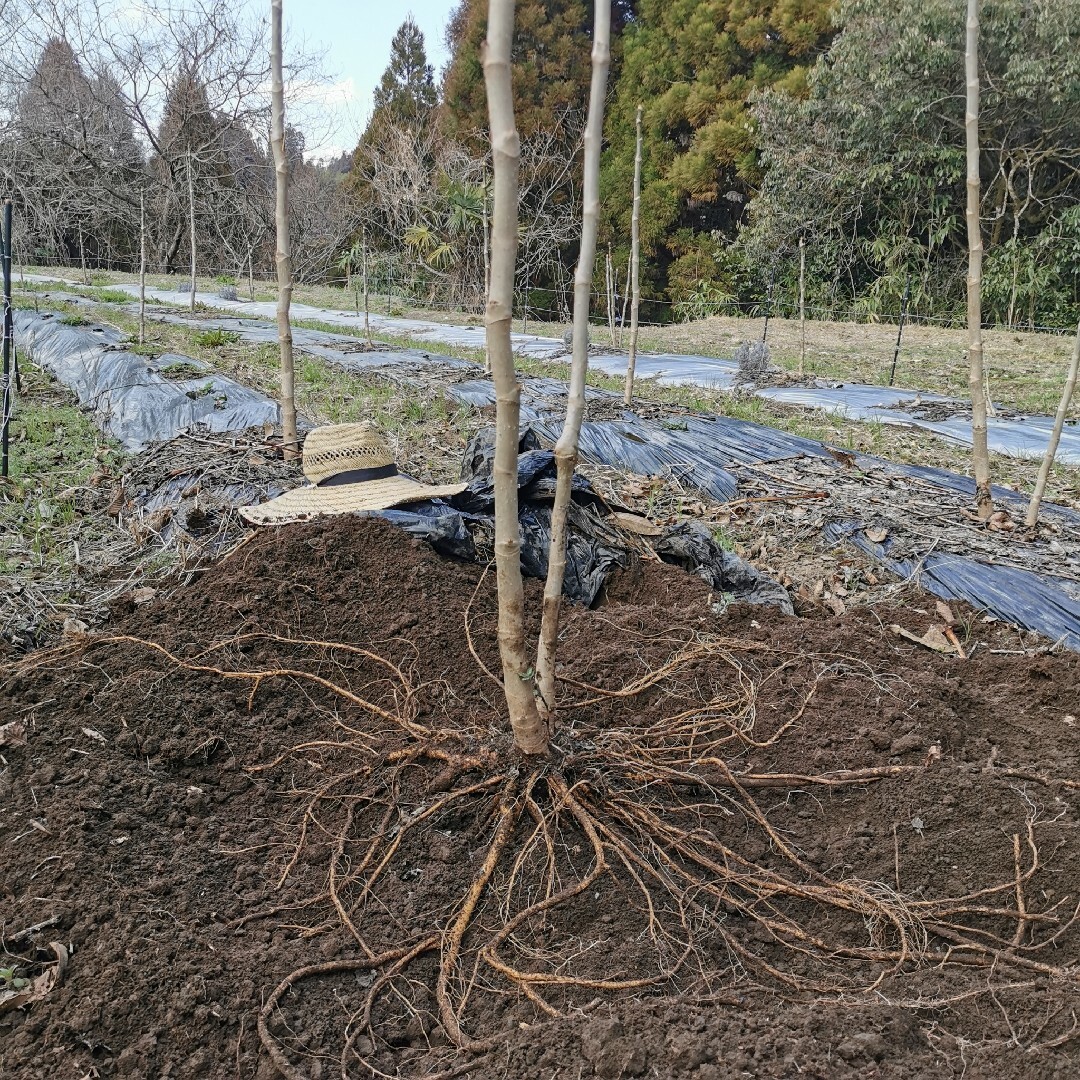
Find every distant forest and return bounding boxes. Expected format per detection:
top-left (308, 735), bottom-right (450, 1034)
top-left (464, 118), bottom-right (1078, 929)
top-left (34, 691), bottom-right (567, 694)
top-left (3, 0), bottom-right (1080, 330)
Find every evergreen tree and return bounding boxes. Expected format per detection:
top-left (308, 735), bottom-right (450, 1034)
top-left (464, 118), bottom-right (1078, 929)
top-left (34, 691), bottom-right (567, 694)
top-left (440, 0), bottom-right (636, 147)
top-left (372, 17), bottom-right (437, 130)
top-left (599, 0), bottom-right (834, 306)
top-left (746, 0), bottom-right (1080, 328)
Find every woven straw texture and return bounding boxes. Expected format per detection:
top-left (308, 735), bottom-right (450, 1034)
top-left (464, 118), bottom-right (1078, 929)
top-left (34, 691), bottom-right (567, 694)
top-left (239, 424), bottom-right (465, 525)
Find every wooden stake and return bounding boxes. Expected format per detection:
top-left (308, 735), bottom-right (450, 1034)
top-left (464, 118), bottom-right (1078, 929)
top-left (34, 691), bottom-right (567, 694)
top-left (483, 0), bottom-right (548, 756)
top-left (1026, 321), bottom-right (1080, 528)
top-left (535, 0), bottom-right (611, 719)
top-left (270, 0), bottom-right (299, 460)
top-left (965, 0), bottom-right (992, 519)
top-left (623, 103), bottom-right (643, 405)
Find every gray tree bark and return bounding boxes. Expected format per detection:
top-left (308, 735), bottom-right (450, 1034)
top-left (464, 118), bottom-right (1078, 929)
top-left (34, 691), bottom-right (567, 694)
top-left (139, 190), bottom-right (147, 345)
top-left (623, 104), bottom-right (643, 405)
top-left (187, 152), bottom-right (196, 313)
top-left (270, 0), bottom-right (299, 459)
top-left (535, 0), bottom-right (611, 719)
top-left (483, 0), bottom-right (548, 756)
top-left (1025, 322), bottom-right (1080, 527)
top-left (965, 0), bottom-right (992, 518)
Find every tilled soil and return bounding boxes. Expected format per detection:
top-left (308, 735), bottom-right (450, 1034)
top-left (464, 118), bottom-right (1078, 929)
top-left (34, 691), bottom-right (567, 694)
top-left (2, 516), bottom-right (1079, 1079)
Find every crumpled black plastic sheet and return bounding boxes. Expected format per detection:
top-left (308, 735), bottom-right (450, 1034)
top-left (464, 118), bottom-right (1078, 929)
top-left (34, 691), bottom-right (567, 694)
top-left (656, 522), bottom-right (794, 614)
top-left (359, 434), bottom-right (791, 611)
top-left (825, 521), bottom-right (1080, 650)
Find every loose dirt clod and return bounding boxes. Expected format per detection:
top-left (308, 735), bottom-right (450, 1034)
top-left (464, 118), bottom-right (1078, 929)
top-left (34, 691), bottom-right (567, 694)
top-left (2, 515), bottom-right (1079, 1079)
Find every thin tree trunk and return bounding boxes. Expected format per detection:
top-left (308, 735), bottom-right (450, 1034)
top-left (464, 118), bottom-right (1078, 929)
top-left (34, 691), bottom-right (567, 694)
top-left (965, 0), bottom-right (992, 519)
top-left (623, 103), bottom-right (643, 405)
top-left (605, 245), bottom-right (616, 346)
top-left (363, 236), bottom-right (371, 346)
top-left (187, 152), bottom-right (197, 313)
top-left (78, 223), bottom-right (88, 285)
top-left (271, 0), bottom-right (299, 460)
top-left (1025, 321), bottom-right (1080, 528)
top-left (535, 0), bottom-right (611, 720)
top-left (248, 249), bottom-right (255, 301)
top-left (138, 191), bottom-right (146, 345)
top-left (619, 251), bottom-right (630, 347)
top-left (798, 236), bottom-right (806, 378)
top-left (483, 0), bottom-right (548, 756)
top-left (482, 191), bottom-right (490, 300)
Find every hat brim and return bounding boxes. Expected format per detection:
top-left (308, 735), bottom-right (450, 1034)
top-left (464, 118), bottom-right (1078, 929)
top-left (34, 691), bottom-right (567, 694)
top-left (239, 475), bottom-right (467, 525)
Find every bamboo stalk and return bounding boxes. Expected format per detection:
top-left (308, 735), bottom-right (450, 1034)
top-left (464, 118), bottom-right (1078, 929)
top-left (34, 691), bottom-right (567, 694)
top-left (1025, 321), bottom-right (1080, 528)
top-left (535, 0), bottom-right (611, 720)
top-left (270, 0), bottom-right (299, 460)
top-left (965, 0), bottom-right (992, 519)
top-left (483, 0), bottom-right (548, 756)
top-left (623, 103), bottom-right (643, 405)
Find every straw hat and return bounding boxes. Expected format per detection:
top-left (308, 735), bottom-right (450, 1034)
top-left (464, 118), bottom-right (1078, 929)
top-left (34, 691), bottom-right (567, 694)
top-left (239, 424), bottom-right (466, 525)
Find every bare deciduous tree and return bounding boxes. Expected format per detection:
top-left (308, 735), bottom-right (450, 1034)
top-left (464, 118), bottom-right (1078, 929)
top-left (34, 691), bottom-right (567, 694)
top-left (965, 0), bottom-right (992, 519)
top-left (535, 0), bottom-right (611, 720)
top-left (138, 189), bottom-right (146, 343)
top-left (270, 0), bottom-right (298, 459)
top-left (483, 0), bottom-right (547, 756)
top-left (1026, 321), bottom-right (1080, 528)
top-left (623, 103), bottom-right (643, 406)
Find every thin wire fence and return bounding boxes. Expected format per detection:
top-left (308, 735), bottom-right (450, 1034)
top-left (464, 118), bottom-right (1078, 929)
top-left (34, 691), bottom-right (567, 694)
top-left (16, 252), bottom-right (1079, 340)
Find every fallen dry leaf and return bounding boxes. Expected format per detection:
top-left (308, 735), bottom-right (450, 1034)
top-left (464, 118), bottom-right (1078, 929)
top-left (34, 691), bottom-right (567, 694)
top-left (889, 624), bottom-right (957, 655)
top-left (104, 485), bottom-right (126, 516)
top-left (864, 527), bottom-right (889, 544)
top-left (610, 512), bottom-right (662, 537)
top-left (935, 600), bottom-right (956, 626)
top-left (0, 942), bottom-right (68, 1015)
top-left (824, 596), bottom-right (847, 616)
top-left (81, 727), bottom-right (107, 744)
top-left (0, 719), bottom-right (27, 748)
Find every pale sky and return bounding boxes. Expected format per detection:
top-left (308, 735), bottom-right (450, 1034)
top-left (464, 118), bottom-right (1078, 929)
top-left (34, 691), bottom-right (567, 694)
top-left (287, 0), bottom-right (456, 160)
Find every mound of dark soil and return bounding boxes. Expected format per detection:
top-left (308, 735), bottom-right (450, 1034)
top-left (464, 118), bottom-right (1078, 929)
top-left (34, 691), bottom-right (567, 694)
top-left (2, 516), bottom-right (1079, 1080)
